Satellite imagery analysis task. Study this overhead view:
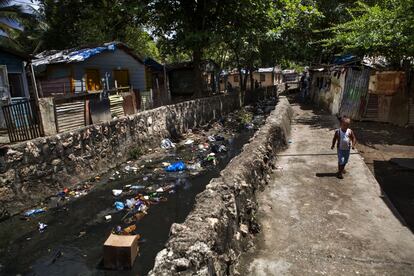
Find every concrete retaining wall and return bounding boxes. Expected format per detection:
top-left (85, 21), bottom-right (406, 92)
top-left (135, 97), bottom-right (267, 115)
top-left (149, 97), bottom-right (293, 275)
top-left (0, 94), bottom-right (242, 220)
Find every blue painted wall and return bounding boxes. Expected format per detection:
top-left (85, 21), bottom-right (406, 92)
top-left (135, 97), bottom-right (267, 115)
top-left (0, 51), bottom-right (24, 73)
top-left (73, 49), bottom-right (146, 92)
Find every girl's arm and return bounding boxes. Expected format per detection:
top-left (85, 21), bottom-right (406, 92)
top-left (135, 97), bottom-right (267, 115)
top-left (331, 131), bottom-right (338, 149)
top-left (351, 130), bottom-right (357, 149)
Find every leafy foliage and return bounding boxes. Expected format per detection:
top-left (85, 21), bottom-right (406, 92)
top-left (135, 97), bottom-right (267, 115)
top-left (3, 0), bottom-right (411, 73)
top-left (321, 0), bottom-right (414, 62)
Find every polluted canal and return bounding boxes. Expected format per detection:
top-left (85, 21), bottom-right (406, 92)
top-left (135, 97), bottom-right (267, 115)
top-left (0, 99), bottom-right (276, 276)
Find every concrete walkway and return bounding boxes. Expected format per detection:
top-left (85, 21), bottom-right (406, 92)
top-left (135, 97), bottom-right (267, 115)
top-left (240, 103), bottom-right (414, 275)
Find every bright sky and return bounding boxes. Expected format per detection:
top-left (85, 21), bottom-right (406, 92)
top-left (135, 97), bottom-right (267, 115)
top-left (12, 0), bottom-right (40, 11)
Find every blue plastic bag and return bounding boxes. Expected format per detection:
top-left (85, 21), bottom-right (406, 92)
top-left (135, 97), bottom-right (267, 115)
top-left (114, 201), bottom-right (125, 211)
top-left (165, 161), bottom-right (186, 172)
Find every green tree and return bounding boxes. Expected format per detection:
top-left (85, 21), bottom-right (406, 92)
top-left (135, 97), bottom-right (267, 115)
top-left (0, 0), bottom-right (26, 36)
top-left (148, 0), bottom-right (230, 96)
top-left (0, 0), bottom-right (34, 51)
top-left (322, 0), bottom-right (414, 63)
top-left (38, 0), bottom-right (150, 52)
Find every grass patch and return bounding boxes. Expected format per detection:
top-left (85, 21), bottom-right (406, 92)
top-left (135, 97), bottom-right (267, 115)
top-left (129, 147), bottom-right (143, 159)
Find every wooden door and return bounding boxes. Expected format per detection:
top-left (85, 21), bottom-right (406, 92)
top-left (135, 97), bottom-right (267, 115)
top-left (0, 65), bottom-right (10, 102)
top-left (114, 70), bottom-right (130, 88)
top-left (86, 69), bottom-right (102, 91)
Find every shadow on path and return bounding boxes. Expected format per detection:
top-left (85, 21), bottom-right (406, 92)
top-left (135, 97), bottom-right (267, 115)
top-left (287, 91), bottom-right (414, 233)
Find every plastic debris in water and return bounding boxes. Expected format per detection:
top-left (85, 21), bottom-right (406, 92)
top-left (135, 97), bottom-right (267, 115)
top-left (38, 222), bottom-right (47, 232)
top-left (112, 189), bottom-right (123, 196)
top-left (211, 144), bottom-right (227, 153)
top-left (208, 135), bottom-right (216, 142)
top-left (245, 123), bottom-right (254, 129)
top-left (165, 161), bottom-right (186, 172)
top-left (184, 139), bottom-right (194, 145)
top-left (124, 165), bottom-right (138, 172)
top-left (114, 201), bottom-right (125, 211)
top-left (125, 198), bottom-right (137, 209)
top-left (188, 162), bottom-right (202, 171)
top-left (24, 208), bottom-right (46, 217)
top-left (130, 185), bottom-right (145, 190)
top-left (123, 225), bottom-right (136, 234)
top-left (114, 225), bottom-right (122, 234)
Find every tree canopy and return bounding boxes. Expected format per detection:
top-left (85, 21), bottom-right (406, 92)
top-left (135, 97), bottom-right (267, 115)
top-left (0, 0), bottom-right (411, 77)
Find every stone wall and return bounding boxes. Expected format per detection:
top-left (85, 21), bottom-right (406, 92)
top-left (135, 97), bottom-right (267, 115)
top-left (0, 94), bottom-right (242, 220)
top-left (149, 97), bottom-right (293, 275)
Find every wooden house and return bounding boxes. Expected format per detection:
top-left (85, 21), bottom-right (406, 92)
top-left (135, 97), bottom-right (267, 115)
top-left (32, 42), bottom-right (147, 96)
top-left (167, 60), bottom-right (219, 97)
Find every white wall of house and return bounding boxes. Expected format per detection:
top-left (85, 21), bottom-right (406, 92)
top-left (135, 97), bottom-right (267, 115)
top-left (221, 71), bottom-right (282, 91)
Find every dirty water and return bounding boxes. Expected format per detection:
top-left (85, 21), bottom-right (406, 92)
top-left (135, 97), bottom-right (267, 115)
top-left (0, 101), bottom-right (275, 276)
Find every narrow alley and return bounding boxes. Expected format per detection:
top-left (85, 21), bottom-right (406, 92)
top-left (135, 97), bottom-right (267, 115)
top-left (240, 102), bottom-right (414, 275)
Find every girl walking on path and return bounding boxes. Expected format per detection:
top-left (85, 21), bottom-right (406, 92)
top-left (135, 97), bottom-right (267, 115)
top-left (331, 117), bottom-right (357, 179)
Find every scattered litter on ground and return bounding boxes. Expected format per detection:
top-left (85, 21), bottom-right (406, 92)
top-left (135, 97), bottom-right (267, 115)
top-left (105, 215), bottom-right (112, 221)
top-left (208, 135), bottom-right (216, 142)
top-left (160, 138), bottom-right (175, 149)
top-left (184, 139), bottom-right (194, 145)
top-left (124, 165), bottom-right (138, 173)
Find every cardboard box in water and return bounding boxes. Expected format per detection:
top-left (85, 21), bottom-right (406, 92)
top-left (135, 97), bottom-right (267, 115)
top-left (103, 233), bottom-right (139, 269)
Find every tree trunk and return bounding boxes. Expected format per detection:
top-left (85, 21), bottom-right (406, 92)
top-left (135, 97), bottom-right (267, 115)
top-left (250, 67), bottom-right (254, 91)
top-left (243, 69), bottom-right (249, 91)
top-left (238, 67), bottom-right (244, 91)
top-left (193, 49), bottom-right (203, 98)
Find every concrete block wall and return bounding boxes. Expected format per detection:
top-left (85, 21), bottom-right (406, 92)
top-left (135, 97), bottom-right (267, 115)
top-left (149, 97), bottom-right (293, 275)
top-left (0, 94), bottom-right (241, 220)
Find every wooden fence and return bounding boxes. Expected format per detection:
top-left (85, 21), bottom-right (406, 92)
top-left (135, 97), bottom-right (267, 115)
top-left (1, 99), bottom-right (44, 143)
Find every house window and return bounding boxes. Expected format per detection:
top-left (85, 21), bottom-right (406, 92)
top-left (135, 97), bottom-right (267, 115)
top-left (260, 73), bottom-right (266, 82)
top-left (114, 69), bottom-right (130, 88)
top-left (234, 75), bottom-right (239, 82)
top-left (85, 69), bottom-right (102, 91)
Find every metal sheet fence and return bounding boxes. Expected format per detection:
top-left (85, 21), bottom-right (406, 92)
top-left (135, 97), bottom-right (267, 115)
top-left (1, 99), bottom-right (44, 143)
top-left (339, 68), bottom-right (370, 119)
top-left (54, 101), bottom-right (86, 133)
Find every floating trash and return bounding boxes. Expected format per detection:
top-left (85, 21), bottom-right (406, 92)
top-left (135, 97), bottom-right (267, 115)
top-left (184, 139), bottom-right (194, 145)
top-left (112, 189), bottom-right (123, 196)
top-left (38, 222), bottom-right (48, 233)
top-left (24, 208), bottom-right (46, 217)
top-left (114, 201), bottom-right (125, 211)
top-left (165, 161), bottom-right (186, 172)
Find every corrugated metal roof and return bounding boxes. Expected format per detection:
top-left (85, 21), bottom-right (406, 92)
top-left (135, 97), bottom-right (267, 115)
top-left (32, 42), bottom-right (144, 67)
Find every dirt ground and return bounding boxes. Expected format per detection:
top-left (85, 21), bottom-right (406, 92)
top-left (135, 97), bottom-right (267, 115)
top-left (352, 121), bottom-right (414, 232)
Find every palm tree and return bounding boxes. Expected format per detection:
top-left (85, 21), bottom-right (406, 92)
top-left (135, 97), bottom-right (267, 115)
top-left (0, 0), bottom-right (26, 37)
